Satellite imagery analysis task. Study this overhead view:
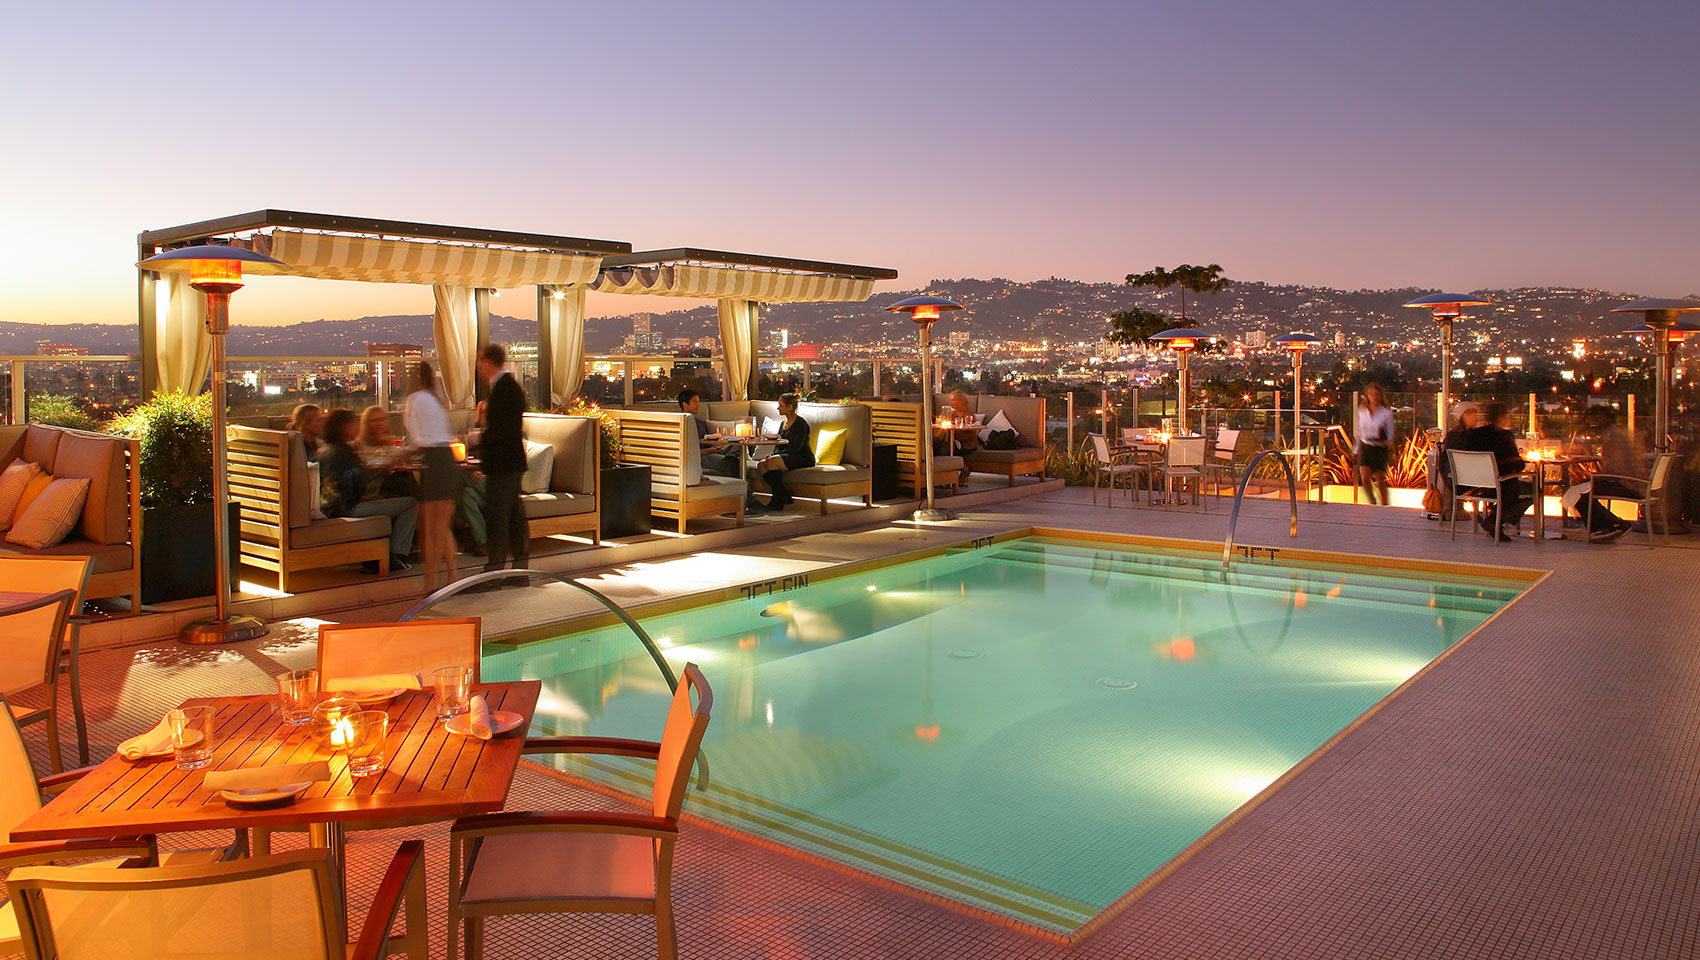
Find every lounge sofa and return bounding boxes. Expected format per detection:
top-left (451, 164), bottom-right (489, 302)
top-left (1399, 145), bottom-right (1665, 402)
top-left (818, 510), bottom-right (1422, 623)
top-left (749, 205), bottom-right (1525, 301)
top-left (518, 413), bottom-right (600, 542)
top-left (604, 409), bottom-right (746, 533)
top-left (699, 400), bottom-right (874, 512)
top-left (0, 424), bottom-right (141, 608)
top-left (931, 394), bottom-right (1048, 485)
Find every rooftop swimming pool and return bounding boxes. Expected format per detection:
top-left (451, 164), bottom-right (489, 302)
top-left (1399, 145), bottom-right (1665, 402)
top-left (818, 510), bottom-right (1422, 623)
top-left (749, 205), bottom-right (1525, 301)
top-left (484, 534), bottom-right (1528, 935)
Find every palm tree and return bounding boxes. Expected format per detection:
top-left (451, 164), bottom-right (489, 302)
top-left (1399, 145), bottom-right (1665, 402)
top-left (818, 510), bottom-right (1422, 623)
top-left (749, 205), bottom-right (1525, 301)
top-left (1107, 264), bottom-right (1231, 345)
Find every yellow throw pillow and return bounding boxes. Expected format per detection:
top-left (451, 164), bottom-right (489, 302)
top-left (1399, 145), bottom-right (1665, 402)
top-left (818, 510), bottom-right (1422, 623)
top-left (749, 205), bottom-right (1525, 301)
top-left (12, 470), bottom-right (54, 526)
top-left (813, 427), bottom-right (849, 466)
top-left (7, 476), bottom-right (90, 549)
top-left (0, 459), bottom-right (42, 532)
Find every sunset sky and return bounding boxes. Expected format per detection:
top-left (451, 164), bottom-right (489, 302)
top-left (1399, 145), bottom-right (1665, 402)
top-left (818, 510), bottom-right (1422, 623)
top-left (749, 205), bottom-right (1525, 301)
top-left (3, 0), bottom-right (1697, 327)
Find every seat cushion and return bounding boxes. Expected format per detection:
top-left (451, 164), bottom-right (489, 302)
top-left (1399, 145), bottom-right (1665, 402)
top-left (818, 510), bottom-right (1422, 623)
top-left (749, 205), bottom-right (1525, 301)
top-left (521, 492), bottom-right (595, 518)
top-left (288, 515), bottom-right (390, 549)
top-left (931, 455), bottom-right (965, 473)
top-left (462, 831), bottom-right (655, 905)
top-left (0, 538), bottom-right (132, 573)
top-left (52, 431), bottom-right (130, 545)
top-left (652, 475), bottom-right (747, 502)
top-left (963, 447), bottom-right (1044, 464)
top-left (784, 465), bottom-right (870, 486)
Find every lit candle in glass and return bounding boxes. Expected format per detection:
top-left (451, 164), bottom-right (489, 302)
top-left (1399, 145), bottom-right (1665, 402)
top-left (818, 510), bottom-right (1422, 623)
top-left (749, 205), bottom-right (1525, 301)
top-left (331, 718), bottom-right (355, 748)
top-left (450, 441), bottom-right (467, 461)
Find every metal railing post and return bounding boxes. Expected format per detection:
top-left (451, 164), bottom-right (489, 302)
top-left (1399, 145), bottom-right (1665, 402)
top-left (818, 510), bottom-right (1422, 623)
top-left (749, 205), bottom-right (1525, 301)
top-left (1066, 391), bottom-right (1074, 451)
top-left (872, 360), bottom-right (882, 397)
top-left (623, 361), bottom-right (634, 406)
top-left (9, 360), bottom-right (23, 424)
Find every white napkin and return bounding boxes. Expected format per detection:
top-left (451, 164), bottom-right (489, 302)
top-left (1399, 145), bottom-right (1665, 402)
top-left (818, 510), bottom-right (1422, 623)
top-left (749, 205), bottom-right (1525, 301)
top-left (204, 761), bottom-right (332, 793)
top-left (468, 695), bottom-right (493, 740)
top-left (116, 718), bottom-right (174, 760)
top-left (323, 673), bottom-right (421, 696)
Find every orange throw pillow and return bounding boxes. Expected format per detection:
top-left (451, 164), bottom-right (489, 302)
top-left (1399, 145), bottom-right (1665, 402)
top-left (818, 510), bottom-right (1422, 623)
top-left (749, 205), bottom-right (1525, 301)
top-left (11, 470), bottom-right (54, 525)
top-left (7, 476), bottom-right (91, 549)
top-left (0, 459), bottom-right (41, 532)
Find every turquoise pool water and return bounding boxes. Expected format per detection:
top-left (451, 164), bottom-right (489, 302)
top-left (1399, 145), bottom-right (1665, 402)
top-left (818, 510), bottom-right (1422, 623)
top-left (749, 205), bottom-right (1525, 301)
top-left (484, 536), bottom-right (1525, 932)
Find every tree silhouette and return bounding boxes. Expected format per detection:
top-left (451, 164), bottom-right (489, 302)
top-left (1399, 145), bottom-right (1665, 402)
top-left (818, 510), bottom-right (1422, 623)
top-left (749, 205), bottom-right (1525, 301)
top-left (1108, 264), bottom-right (1232, 345)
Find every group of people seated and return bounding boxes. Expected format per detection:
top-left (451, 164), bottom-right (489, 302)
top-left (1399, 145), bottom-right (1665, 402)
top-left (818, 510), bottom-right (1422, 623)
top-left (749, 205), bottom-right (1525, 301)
top-left (283, 344), bottom-right (535, 591)
top-left (1437, 400), bottom-right (1638, 543)
top-left (678, 388), bottom-right (813, 513)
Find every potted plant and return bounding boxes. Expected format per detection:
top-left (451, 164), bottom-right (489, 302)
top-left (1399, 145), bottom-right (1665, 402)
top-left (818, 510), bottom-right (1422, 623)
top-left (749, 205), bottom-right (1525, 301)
top-left (109, 391), bottom-right (239, 603)
top-left (554, 397), bottom-right (649, 537)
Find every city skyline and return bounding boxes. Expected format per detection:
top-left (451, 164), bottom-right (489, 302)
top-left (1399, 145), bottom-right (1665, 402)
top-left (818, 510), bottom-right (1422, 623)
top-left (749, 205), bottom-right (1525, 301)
top-left (5, 1), bottom-right (1698, 328)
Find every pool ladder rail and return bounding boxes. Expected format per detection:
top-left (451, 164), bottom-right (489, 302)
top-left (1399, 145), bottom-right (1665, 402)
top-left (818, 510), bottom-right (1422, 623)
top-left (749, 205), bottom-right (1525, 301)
top-left (1221, 449), bottom-right (1300, 570)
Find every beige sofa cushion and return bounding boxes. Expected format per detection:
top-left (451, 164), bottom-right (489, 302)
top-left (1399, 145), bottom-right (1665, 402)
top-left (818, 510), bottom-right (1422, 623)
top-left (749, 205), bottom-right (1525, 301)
top-left (0, 460), bottom-right (41, 531)
top-left (21, 426), bottom-right (62, 473)
top-left (521, 492), bottom-right (595, 518)
top-left (521, 414), bottom-right (597, 494)
top-left (652, 475), bottom-right (747, 502)
top-left (287, 432), bottom-right (313, 529)
top-left (53, 431), bottom-right (129, 545)
top-left (7, 477), bottom-right (90, 549)
top-left (0, 426), bottom-right (25, 466)
top-left (289, 515), bottom-right (390, 549)
top-left (784, 465), bottom-right (871, 487)
top-left (0, 538), bottom-right (132, 573)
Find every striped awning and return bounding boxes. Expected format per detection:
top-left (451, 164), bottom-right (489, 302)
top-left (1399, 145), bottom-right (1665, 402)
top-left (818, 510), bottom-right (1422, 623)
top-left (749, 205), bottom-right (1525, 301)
top-left (589, 263), bottom-right (874, 302)
top-left (261, 230), bottom-right (602, 287)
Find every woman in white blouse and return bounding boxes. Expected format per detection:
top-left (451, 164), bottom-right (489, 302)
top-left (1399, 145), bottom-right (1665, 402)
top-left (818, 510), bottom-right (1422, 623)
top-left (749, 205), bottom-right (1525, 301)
top-left (405, 362), bottom-right (461, 591)
top-left (1355, 382), bottom-right (1395, 506)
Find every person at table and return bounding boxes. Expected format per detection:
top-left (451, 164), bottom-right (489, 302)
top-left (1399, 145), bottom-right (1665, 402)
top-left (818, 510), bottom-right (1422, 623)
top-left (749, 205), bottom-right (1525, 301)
top-left (1453, 401), bottom-right (1529, 542)
top-left (1562, 406), bottom-right (1636, 542)
top-left (1435, 401), bottom-right (1480, 485)
top-left (935, 389), bottom-right (982, 454)
top-left (757, 393), bottom-right (812, 511)
top-left (679, 387), bottom-right (763, 516)
top-left (289, 403), bottom-right (325, 458)
top-left (318, 407), bottom-right (416, 572)
top-left (1354, 383), bottom-right (1394, 506)
top-left (405, 362), bottom-right (464, 590)
top-left (474, 343), bottom-right (529, 574)
top-left (354, 405), bottom-right (422, 500)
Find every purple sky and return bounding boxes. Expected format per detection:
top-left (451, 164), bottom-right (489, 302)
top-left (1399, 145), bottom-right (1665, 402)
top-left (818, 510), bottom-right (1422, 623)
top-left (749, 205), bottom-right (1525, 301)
top-left (4, 0), bottom-right (1696, 327)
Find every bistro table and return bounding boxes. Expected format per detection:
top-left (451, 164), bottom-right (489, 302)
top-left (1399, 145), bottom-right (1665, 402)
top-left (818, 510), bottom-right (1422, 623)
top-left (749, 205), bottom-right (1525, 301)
top-left (12, 679), bottom-right (541, 943)
top-left (1522, 453), bottom-right (1602, 539)
top-left (714, 434), bottom-right (783, 490)
top-left (933, 421), bottom-right (983, 455)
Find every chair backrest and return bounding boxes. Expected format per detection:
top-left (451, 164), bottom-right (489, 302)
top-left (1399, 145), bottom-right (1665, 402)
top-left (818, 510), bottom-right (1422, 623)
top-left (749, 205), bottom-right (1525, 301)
top-left (862, 401), bottom-right (925, 471)
top-left (1089, 434), bottom-right (1112, 465)
top-left (0, 693), bottom-right (44, 841)
top-left (1213, 429), bottom-right (1240, 462)
top-left (1448, 449), bottom-right (1500, 489)
top-left (653, 663), bottom-right (713, 819)
top-left (0, 555), bottom-right (91, 611)
top-left (11, 848), bottom-right (342, 960)
top-left (1167, 437), bottom-right (1206, 467)
top-left (0, 589), bottom-right (74, 701)
top-left (1650, 453), bottom-right (1678, 493)
top-left (316, 618), bottom-right (481, 689)
top-left (606, 410), bottom-right (699, 489)
top-left (1119, 427), bottom-right (1142, 444)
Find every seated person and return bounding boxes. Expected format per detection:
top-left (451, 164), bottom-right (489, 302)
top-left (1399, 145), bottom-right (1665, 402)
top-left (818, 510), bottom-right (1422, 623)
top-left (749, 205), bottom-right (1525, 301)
top-left (318, 407), bottom-right (417, 572)
top-left (289, 403), bottom-right (325, 459)
top-left (1561, 407), bottom-right (1637, 542)
top-left (354, 405), bottom-right (422, 500)
top-left (1436, 401), bottom-right (1480, 484)
top-left (935, 389), bottom-right (982, 454)
top-left (678, 388), bottom-right (741, 478)
top-left (757, 393), bottom-right (813, 510)
top-left (1452, 401), bottom-right (1530, 541)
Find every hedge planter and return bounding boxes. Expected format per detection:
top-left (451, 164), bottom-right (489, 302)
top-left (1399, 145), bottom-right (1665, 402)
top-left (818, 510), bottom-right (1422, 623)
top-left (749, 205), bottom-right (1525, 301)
top-left (140, 501), bottom-right (240, 604)
top-left (601, 465), bottom-right (652, 538)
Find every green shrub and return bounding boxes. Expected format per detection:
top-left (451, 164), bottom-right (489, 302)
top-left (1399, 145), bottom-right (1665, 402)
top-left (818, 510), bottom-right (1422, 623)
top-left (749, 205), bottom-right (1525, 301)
top-left (553, 398), bottom-right (623, 465)
top-left (28, 394), bottom-right (100, 432)
top-left (108, 391), bottom-right (214, 506)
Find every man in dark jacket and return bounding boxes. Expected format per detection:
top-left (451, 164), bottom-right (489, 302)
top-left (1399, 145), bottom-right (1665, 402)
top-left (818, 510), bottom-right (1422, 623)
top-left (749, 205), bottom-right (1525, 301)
top-left (475, 343), bottom-right (529, 573)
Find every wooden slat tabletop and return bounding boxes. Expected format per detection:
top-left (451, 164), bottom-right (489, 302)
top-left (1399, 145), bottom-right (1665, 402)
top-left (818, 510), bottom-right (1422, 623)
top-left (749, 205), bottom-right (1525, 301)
top-left (11, 680), bottom-right (541, 841)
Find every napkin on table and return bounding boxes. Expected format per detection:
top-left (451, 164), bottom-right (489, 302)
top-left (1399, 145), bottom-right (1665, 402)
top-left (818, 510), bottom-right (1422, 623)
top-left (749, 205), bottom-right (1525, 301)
top-left (323, 673), bottom-right (421, 696)
top-left (204, 761), bottom-right (332, 793)
top-left (116, 718), bottom-right (174, 760)
top-left (468, 695), bottom-right (493, 740)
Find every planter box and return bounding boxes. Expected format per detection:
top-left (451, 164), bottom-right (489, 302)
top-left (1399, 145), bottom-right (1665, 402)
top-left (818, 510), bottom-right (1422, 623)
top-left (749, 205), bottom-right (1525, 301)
top-left (140, 501), bottom-right (240, 604)
top-left (601, 465), bottom-right (652, 538)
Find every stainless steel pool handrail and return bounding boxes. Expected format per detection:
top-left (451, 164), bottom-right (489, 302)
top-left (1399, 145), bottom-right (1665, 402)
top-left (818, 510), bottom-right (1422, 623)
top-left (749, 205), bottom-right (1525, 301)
top-left (1221, 450), bottom-right (1300, 569)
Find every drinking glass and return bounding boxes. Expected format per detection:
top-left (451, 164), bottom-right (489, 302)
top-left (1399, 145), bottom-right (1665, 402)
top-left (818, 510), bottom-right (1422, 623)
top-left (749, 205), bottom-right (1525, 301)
top-left (434, 665), bottom-right (471, 721)
top-left (276, 669), bottom-right (316, 726)
top-left (167, 705), bottom-right (215, 771)
top-left (346, 711), bottom-right (390, 777)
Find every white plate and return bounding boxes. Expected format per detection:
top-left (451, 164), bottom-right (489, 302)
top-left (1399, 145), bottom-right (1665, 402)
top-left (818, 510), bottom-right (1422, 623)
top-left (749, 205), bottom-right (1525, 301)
top-left (446, 710), bottom-right (525, 737)
top-left (341, 688), bottom-right (408, 705)
top-left (220, 781), bottom-right (313, 804)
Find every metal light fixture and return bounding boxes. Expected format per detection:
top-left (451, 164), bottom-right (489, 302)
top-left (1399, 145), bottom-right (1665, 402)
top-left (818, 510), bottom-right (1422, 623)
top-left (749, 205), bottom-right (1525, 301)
top-left (1612, 299), bottom-right (1700, 454)
top-left (137, 243), bottom-right (290, 644)
top-left (886, 296), bottom-right (964, 522)
top-left (1148, 327), bottom-right (1217, 435)
top-left (1402, 292), bottom-right (1491, 430)
top-left (1271, 333), bottom-right (1323, 449)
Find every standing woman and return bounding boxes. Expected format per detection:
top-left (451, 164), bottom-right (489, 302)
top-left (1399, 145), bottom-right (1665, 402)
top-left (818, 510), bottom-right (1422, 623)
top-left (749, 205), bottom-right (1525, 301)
top-left (405, 362), bottom-right (461, 591)
top-left (1355, 383), bottom-right (1395, 505)
top-left (758, 393), bottom-right (813, 510)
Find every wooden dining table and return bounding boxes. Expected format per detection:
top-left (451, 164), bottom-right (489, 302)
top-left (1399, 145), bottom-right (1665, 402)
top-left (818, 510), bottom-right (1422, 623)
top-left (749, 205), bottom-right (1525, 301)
top-left (12, 679), bottom-right (541, 941)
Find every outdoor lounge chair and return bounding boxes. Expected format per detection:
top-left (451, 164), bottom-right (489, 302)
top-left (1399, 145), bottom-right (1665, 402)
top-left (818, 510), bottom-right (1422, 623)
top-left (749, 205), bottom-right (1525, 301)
top-left (1588, 452), bottom-right (1679, 549)
top-left (0, 556), bottom-right (94, 769)
top-left (1088, 434), bottom-right (1147, 506)
top-left (9, 842), bottom-right (428, 960)
top-left (1202, 427), bottom-right (1246, 495)
top-left (448, 663), bottom-right (714, 960)
top-left (1151, 437), bottom-right (1207, 510)
top-left (1447, 449), bottom-right (1512, 544)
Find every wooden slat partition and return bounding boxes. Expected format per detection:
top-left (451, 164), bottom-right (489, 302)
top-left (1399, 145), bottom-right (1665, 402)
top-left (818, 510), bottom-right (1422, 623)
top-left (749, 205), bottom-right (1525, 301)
top-left (861, 401), bottom-right (958, 497)
top-left (227, 425), bottom-right (387, 591)
top-left (607, 409), bottom-right (743, 533)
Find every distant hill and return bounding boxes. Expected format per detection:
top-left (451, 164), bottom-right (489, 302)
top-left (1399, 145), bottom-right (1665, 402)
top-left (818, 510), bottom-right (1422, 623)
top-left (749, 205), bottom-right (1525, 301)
top-left (1, 279), bottom-right (1665, 355)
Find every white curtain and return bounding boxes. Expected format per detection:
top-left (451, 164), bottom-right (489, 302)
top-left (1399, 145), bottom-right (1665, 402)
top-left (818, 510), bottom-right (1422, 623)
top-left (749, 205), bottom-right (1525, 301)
top-left (717, 299), bottom-right (761, 401)
top-left (546, 286), bottom-right (587, 406)
top-left (154, 274), bottom-right (210, 394)
top-left (432, 284), bottom-right (479, 409)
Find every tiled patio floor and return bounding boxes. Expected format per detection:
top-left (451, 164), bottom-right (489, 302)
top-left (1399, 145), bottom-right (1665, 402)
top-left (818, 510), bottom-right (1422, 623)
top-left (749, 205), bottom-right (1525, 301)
top-left (10, 487), bottom-right (1700, 959)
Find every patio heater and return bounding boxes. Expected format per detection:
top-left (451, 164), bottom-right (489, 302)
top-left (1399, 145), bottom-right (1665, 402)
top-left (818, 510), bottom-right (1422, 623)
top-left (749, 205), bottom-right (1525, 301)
top-left (1611, 299), bottom-right (1700, 454)
top-left (137, 244), bottom-right (290, 644)
top-left (1402, 293), bottom-right (1491, 432)
top-left (1271, 333), bottom-right (1323, 448)
top-left (886, 296), bottom-right (964, 522)
top-left (1148, 328), bottom-right (1216, 434)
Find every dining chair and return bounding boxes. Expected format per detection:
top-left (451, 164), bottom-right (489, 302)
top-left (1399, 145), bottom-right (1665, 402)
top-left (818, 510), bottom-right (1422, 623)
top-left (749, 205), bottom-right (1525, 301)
top-left (1202, 428), bottom-right (1244, 496)
top-left (1151, 437), bottom-right (1208, 510)
top-left (1447, 450), bottom-right (1507, 543)
top-left (0, 590), bottom-right (77, 774)
top-left (1088, 434), bottom-right (1147, 507)
top-left (1588, 452), bottom-right (1679, 549)
top-left (315, 618), bottom-right (482, 688)
top-left (10, 842), bottom-right (427, 960)
top-left (448, 663), bottom-right (714, 960)
top-left (0, 555), bottom-right (94, 768)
